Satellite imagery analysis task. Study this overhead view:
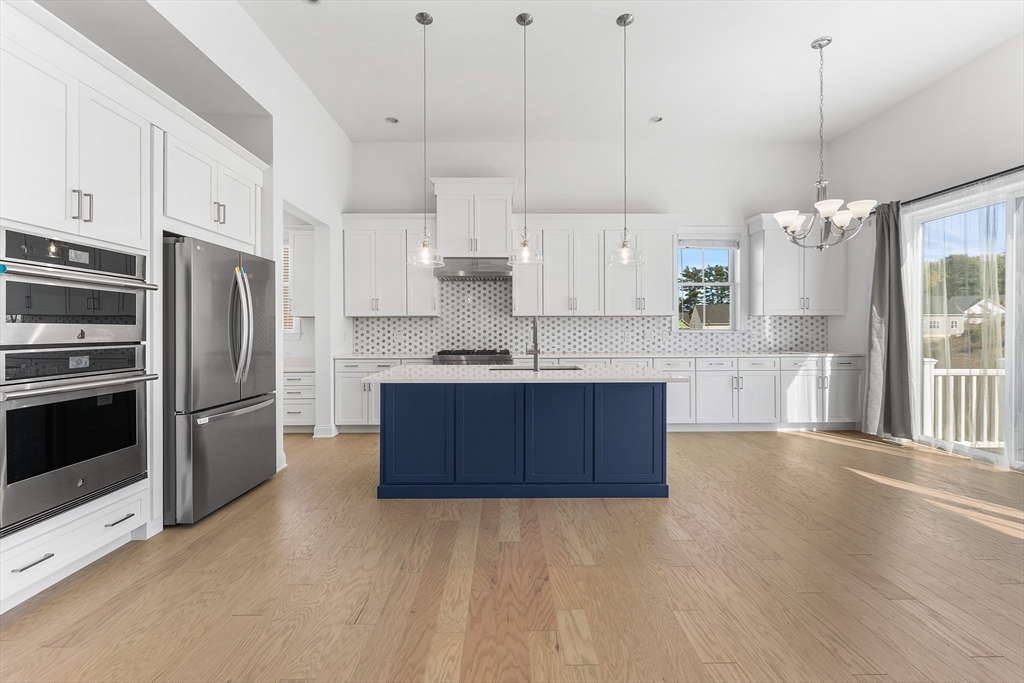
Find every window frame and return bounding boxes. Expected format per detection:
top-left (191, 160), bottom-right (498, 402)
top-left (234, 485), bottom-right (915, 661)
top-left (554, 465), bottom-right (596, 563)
top-left (281, 242), bottom-right (300, 338)
top-left (674, 231), bottom-right (744, 333)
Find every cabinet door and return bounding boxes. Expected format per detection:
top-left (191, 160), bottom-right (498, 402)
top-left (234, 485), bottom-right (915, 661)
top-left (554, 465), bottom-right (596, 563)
top-left (803, 242), bottom-right (847, 315)
top-left (289, 232), bottom-right (316, 317)
top-left (216, 165), bottom-right (255, 244)
top-left (573, 232), bottom-right (604, 316)
top-left (473, 195), bottom-right (512, 256)
top-left (406, 228), bottom-right (439, 317)
top-left (760, 229), bottom-right (804, 315)
top-left (781, 371), bottom-right (822, 423)
top-left (369, 382), bottom-right (383, 425)
top-left (78, 85), bottom-right (149, 249)
top-left (824, 369), bottom-right (863, 422)
top-left (437, 195), bottom-right (474, 257)
top-left (641, 231), bottom-right (678, 316)
top-left (604, 230), bottom-right (641, 315)
top-left (374, 230), bottom-right (407, 316)
top-left (0, 37), bottom-right (79, 234)
top-left (525, 384), bottom-right (593, 483)
top-left (382, 384), bottom-right (455, 484)
top-left (455, 384), bottom-right (524, 483)
top-left (665, 372), bottom-right (695, 423)
top-left (334, 373), bottom-right (369, 425)
top-left (542, 231), bottom-right (574, 316)
top-left (164, 135), bottom-right (217, 232)
top-left (738, 371), bottom-right (781, 423)
top-left (512, 263), bottom-right (543, 317)
top-left (595, 383), bottom-right (665, 483)
top-left (695, 371), bottom-right (738, 423)
top-left (343, 231), bottom-right (375, 317)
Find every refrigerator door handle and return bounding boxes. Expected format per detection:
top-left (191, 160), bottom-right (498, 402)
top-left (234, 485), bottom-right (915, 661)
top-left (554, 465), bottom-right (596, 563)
top-left (231, 267), bottom-right (249, 384)
top-left (196, 396), bottom-right (275, 426)
top-left (240, 267), bottom-right (255, 383)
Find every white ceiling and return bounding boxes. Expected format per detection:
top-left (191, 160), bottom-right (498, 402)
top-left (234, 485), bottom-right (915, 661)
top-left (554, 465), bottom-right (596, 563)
top-left (240, 0), bottom-right (1022, 145)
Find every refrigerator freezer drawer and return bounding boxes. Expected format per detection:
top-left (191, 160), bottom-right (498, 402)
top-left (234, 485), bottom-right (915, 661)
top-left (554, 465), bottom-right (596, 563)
top-left (170, 395), bottom-right (276, 525)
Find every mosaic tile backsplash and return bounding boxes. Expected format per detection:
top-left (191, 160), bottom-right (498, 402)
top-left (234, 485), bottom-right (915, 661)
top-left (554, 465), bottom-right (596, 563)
top-left (352, 280), bottom-right (827, 355)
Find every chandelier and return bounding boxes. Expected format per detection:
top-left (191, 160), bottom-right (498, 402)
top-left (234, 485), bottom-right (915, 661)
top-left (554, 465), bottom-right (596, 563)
top-left (774, 37), bottom-right (875, 250)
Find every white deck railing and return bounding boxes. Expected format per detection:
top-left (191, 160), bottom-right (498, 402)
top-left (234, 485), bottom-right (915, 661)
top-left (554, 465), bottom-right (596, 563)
top-left (922, 359), bottom-right (1005, 448)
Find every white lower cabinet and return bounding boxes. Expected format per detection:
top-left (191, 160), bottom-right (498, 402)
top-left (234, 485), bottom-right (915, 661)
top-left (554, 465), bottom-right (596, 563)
top-left (695, 370), bottom-right (739, 423)
top-left (334, 360), bottom-right (400, 425)
top-left (782, 370), bottom-right (823, 423)
top-left (282, 371), bottom-right (315, 426)
top-left (738, 371), bottom-right (781, 423)
top-left (665, 373), bottom-right (695, 423)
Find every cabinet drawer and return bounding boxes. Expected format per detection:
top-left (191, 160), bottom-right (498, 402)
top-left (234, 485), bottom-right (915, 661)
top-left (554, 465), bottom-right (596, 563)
top-left (782, 356), bottom-right (822, 371)
top-left (283, 400), bottom-right (316, 425)
top-left (610, 358), bottom-right (653, 368)
top-left (281, 386), bottom-right (314, 399)
top-left (562, 358), bottom-right (610, 366)
top-left (828, 356), bottom-right (865, 370)
top-left (1, 496), bottom-right (142, 593)
top-left (739, 357), bottom-right (779, 371)
top-left (696, 358), bottom-right (737, 371)
top-left (334, 359), bottom-right (400, 372)
top-left (654, 358), bottom-right (695, 371)
top-left (283, 372), bottom-right (315, 387)
top-left (401, 358), bottom-right (433, 366)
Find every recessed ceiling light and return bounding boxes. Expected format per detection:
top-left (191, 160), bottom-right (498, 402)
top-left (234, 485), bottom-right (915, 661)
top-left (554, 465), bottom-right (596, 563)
top-left (384, 117), bottom-right (399, 124)
top-left (649, 116), bottom-right (663, 123)
top-left (301, 0), bottom-right (320, 5)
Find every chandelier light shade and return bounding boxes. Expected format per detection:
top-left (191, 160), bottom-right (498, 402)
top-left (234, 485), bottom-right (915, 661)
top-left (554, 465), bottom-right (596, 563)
top-left (408, 12), bottom-right (443, 268)
top-left (773, 36), bottom-right (876, 250)
top-left (508, 13), bottom-right (543, 266)
top-left (607, 14), bottom-right (643, 268)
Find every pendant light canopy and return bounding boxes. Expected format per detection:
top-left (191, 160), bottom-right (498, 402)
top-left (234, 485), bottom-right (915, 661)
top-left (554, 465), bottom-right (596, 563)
top-left (408, 11), bottom-right (444, 268)
top-left (773, 37), bottom-right (876, 251)
top-left (607, 13), bottom-right (643, 268)
top-left (508, 13), bottom-right (543, 266)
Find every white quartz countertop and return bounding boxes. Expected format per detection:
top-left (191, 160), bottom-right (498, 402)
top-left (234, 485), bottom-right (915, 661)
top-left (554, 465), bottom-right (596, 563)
top-left (336, 351), bottom-right (863, 361)
top-left (361, 364), bottom-right (687, 384)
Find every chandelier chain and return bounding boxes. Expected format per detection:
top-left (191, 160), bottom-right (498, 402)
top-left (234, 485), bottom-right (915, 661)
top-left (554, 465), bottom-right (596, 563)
top-left (818, 44), bottom-right (825, 183)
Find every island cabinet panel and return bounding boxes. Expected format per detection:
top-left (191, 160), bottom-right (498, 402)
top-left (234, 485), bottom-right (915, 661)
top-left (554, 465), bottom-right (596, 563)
top-left (381, 384), bottom-right (455, 483)
top-left (594, 384), bottom-right (666, 483)
top-left (525, 384), bottom-right (594, 483)
top-left (455, 385), bottom-right (524, 483)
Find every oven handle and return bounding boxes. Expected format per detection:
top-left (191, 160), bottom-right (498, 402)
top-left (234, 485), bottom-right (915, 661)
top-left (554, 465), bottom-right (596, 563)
top-left (0, 373), bottom-right (158, 401)
top-left (195, 396), bottom-right (275, 425)
top-left (0, 262), bottom-right (158, 291)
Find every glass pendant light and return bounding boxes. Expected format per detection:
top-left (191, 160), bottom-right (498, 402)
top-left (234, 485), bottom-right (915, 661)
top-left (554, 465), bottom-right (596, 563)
top-left (772, 37), bottom-right (876, 250)
top-left (607, 14), bottom-right (643, 268)
top-left (408, 12), bottom-right (444, 268)
top-left (508, 13), bottom-right (542, 266)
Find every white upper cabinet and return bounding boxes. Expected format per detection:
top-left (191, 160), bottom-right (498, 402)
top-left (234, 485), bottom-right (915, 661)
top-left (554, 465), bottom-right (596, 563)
top-left (0, 40), bottom-right (148, 249)
top-left (407, 225), bottom-right (441, 317)
top-left (573, 231), bottom-right (604, 315)
top-left (604, 230), bottom-right (676, 316)
top-left (289, 232), bottom-right (316, 318)
top-left (542, 230), bottom-right (603, 316)
top-left (512, 261), bottom-right (543, 317)
top-left (432, 178), bottom-right (516, 257)
top-left (542, 230), bottom-right (574, 316)
top-left (163, 133), bottom-right (260, 247)
top-left (747, 213), bottom-right (846, 316)
top-left (0, 37), bottom-right (79, 235)
top-left (78, 85), bottom-right (149, 248)
top-left (343, 229), bottom-right (407, 317)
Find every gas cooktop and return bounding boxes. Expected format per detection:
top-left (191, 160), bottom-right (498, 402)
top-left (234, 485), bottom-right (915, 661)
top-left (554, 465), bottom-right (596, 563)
top-left (432, 349), bottom-right (513, 365)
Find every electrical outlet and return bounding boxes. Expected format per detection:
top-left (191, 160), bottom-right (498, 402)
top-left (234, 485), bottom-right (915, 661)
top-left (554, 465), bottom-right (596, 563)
top-left (392, 331), bottom-right (404, 344)
top-left (643, 330), bottom-right (656, 342)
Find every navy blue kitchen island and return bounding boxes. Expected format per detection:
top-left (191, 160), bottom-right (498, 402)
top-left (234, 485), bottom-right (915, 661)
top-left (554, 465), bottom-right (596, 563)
top-left (364, 365), bottom-right (678, 498)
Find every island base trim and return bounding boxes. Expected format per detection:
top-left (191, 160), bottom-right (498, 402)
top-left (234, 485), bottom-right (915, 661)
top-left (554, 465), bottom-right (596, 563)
top-left (377, 483), bottom-right (668, 499)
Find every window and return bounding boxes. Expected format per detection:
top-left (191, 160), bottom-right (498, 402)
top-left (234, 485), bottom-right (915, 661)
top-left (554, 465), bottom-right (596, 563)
top-left (677, 240), bottom-right (738, 330)
top-left (949, 319), bottom-right (959, 330)
top-left (929, 320), bottom-right (941, 330)
top-left (282, 244), bottom-right (296, 333)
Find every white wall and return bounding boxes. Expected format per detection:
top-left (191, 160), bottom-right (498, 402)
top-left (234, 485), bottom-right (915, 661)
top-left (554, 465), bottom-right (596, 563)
top-left (351, 141), bottom-right (819, 226)
top-left (150, 0), bottom-right (353, 446)
top-left (829, 32), bottom-right (1024, 353)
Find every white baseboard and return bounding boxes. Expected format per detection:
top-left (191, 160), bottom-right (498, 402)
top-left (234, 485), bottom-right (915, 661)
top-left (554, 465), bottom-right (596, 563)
top-left (131, 518), bottom-right (163, 541)
top-left (284, 425), bottom-right (314, 434)
top-left (667, 422), bottom-right (859, 433)
top-left (313, 424), bottom-right (339, 438)
top-left (277, 451), bottom-right (287, 471)
top-left (333, 425), bottom-right (380, 433)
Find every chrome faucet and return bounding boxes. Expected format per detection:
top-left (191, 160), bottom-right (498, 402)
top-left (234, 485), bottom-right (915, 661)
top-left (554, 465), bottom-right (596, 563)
top-left (529, 315), bottom-right (540, 371)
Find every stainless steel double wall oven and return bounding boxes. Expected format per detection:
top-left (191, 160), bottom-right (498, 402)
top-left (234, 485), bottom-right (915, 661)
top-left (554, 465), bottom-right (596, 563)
top-left (0, 230), bottom-right (156, 536)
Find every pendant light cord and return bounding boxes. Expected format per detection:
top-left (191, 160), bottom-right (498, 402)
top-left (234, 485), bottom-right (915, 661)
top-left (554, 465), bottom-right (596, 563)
top-left (523, 19), bottom-right (528, 236)
top-left (622, 20), bottom-right (627, 239)
top-left (423, 19), bottom-right (428, 235)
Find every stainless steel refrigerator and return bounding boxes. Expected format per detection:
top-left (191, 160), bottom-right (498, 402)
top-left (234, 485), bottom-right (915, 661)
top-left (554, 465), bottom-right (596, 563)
top-left (163, 235), bottom-right (277, 525)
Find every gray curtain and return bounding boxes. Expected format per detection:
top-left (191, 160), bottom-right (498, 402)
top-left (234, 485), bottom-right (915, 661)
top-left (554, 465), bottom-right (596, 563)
top-left (864, 201), bottom-right (913, 438)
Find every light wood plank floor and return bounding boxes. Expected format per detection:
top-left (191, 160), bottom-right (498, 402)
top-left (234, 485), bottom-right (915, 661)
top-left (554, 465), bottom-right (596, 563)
top-left (2, 431), bottom-right (1022, 683)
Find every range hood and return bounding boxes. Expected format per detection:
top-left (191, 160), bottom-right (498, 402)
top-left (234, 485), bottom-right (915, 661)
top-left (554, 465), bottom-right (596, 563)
top-left (433, 257), bottom-right (512, 281)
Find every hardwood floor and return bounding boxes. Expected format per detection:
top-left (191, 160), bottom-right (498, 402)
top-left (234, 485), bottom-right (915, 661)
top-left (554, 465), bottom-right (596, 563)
top-left (2, 431), bottom-right (1022, 683)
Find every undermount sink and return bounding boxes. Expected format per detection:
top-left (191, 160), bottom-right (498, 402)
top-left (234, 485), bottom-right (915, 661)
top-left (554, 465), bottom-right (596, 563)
top-left (489, 365), bottom-right (583, 371)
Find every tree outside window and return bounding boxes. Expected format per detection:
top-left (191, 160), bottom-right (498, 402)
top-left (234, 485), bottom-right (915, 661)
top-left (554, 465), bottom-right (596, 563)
top-left (678, 247), bottom-right (734, 330)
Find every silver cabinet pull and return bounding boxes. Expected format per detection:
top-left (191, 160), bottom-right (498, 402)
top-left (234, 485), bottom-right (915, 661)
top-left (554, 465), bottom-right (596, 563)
top-left (377, 364), bottom-right (392, 367)
top-left (286, 390), bottom-right (302, 395)
top-left (83, 193), bottom-right (94, 222)
top-left (71, 189), bottom-right (82, 219)
top-left (432, 297), bottom-right (437, 311)
top-left (285, 377), bottom-right (302, 381)
top-left (11, 553), bottom-right (54, 573)
top-left (642, 297), bottom-right (646, 310)
top-left (220, 203), bottom-right (227, 224)
top-left (739, 376), bottom-right (744, 389)
top-left (104, 512), bottom-right (135, 528)
top-left (286, 411), bottom-right (302, 415)
top-left (823, 376), bottom-right (829, 389)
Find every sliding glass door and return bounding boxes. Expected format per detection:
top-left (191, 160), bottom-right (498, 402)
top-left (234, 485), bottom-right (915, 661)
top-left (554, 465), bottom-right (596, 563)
top-left (903, 171), bottom-right (1022, 468)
